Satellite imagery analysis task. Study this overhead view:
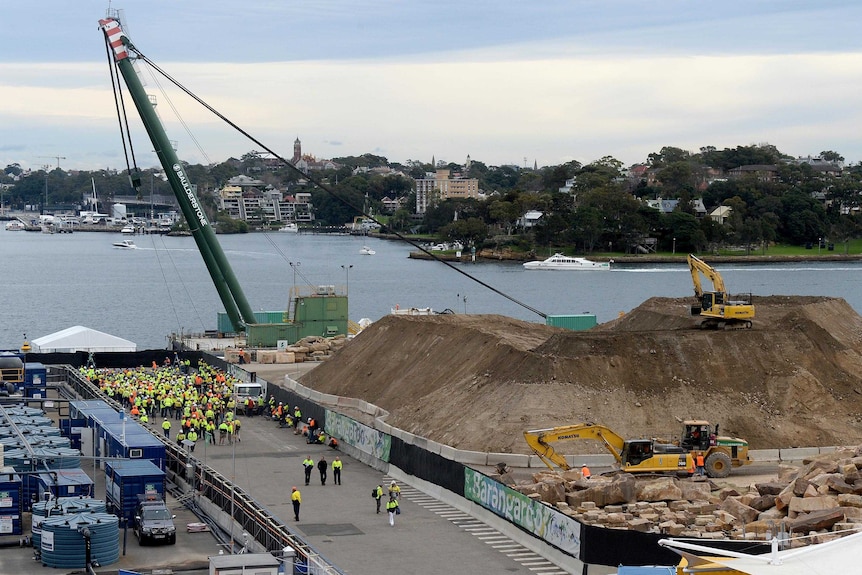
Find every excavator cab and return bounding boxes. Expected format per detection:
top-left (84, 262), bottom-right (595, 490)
top-left (621, 439), bottom-right (655, 466)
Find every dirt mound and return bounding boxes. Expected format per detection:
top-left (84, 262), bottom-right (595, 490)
top-left (302, 297), bottom-right (862, 454)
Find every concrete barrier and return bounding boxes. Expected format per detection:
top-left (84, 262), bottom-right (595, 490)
top-left (425, 439), bottom-right (444, 456)
top-left (780, 447), bottom-right (819, 462)
top-left (454, 450), bottom-right (487, 466)
top-left (749, 449), bottom-right (780, 462)
top-left (439, 444), bottom-right (457, 460)
top-left (488, 453), bottom-right (530, 468)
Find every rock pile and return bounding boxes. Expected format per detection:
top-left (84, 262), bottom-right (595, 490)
top-left (227, 335), bottom-right (347, 364)
top-left (512, 447), bottom-right (862, 543)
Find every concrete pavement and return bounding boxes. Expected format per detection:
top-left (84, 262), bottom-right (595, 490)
top-left (196, 409), bottom-right (571, 575)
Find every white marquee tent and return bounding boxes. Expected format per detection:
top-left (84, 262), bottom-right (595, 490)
top-left (31, 326), bottom-right (137, 353)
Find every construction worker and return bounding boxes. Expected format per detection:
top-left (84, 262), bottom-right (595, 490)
top-left (581, 464), bottom-right (591, 480)
top-left (187, 428), bottom-right (198, 452)
top-left (388, 480), bottom-right (401, 500)
top-left (139, 409), bottom-right (149, 424)
top-left (332, 457), bottom-right (343, 485)
top-left (386, 496), bottom-right (400, 526)
top-left (291, 487), bottom-right (301, 521)
top-left (293, 406), bottom-right (302, 429)
top-left (161, 419), bottom-right (171, 438)
top-left (302, 456), bottom-right (314, 486)
top-left (373, 484), bottom-right (383, 513)
top-left (218, 421), bottom-right (228, 445)
top-left (695, 452), bottom-right (706, 476)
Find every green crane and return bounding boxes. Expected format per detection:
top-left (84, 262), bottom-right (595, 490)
top-left (99, 17), bottom-right (256, 332)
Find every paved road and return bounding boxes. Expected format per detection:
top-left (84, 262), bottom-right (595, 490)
top-left (194, 411), bottom-right (571, 575)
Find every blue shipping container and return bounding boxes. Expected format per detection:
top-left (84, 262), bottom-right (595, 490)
top-left (0, 467), bottom-right (24, 536)
top-left (98, 423), bottom-right (166, 470)
top-left (104, 459), bottom-right (166, 522)
top-left (33, 469), bottom-right (94, 502)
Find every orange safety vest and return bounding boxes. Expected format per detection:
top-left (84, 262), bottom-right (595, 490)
top-left (696, 454), bottom-right (705, 467)
top-left (581, 466), bottom-right (591, 479)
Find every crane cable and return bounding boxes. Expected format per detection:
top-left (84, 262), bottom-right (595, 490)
top-left (126, 46), bottom-right (547, 319)
top-left (102, 36), bottom-right (141, 195)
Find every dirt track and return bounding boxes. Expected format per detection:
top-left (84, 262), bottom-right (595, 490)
top-left (301, 296), bottom-right (862, 455)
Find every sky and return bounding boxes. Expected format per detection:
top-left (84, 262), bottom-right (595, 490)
top-left (2, 1), bottom-right (862, 173)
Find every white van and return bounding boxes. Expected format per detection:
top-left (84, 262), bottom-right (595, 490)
top-left (234, 382), bottom-right (267, 415)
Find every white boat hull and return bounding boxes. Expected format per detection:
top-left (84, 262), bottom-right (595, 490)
top-left (523, 253), bottom-right (611, 270)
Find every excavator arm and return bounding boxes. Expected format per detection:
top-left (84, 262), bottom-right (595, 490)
top-left (524, 424), bottom-right (626, 471)
top-left (524, 424), bottom-right (695, 475)
top-left (687, 254), bottom-right (727, 297)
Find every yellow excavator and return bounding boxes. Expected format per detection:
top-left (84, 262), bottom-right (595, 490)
top-left (523, 424), bottom-right (694, 476)
top-left (687, 254), bottom-right (755, 329)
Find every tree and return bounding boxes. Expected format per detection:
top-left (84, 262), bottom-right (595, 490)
top-left (439, 217), bottom-right (488, 247)
top-left (820, 150), bottom-right (844, 163)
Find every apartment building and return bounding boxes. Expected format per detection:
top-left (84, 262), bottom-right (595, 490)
top-left (414, 169), bottom-right (479, 214)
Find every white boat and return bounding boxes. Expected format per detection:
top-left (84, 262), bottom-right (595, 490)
top-left (5, 220), bottom-right (25, 231)
top-left (359, 246), bottom-right (376, 255)
top-left (120, 225), bottom-right (135, 234)
top-left (523, 253), bottom-right (611, 271)
top-left (113, 239), bottom-right (137, 249)
top-left (279, 223), bottom-right (299, 233)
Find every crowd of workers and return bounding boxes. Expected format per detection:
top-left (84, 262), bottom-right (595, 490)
top-left (81, 357), bottom-right (405, 527)
top-left (80, 359), bottom-right (248, 448)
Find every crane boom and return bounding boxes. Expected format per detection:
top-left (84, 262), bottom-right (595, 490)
top-left (99, 17), bottom-right (257, 332)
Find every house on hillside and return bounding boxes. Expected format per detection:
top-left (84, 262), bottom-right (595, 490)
top-left (709, 205), bottom-right (732, 225)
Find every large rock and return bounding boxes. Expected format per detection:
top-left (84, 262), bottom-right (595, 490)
top-left (826, 476), bottom-right (858, 495)
top-left (721, 496), bottom-right (759, 524)
top-left (749, 494), bottom-right (777, 512)
top-left (565, 474), bottom-right (637, 507)
top-left (535, 480), bottom-right (567, 504)
top-left (679, 481), bottom-right (713, 502)
top-left (788, 496), bottom-right (839, 514)
top-left (786, 509), bottom-right (844, 533)
top-left (792, 477), bottom-right (810, 497)
top-left (755, 482), bottom-right (787, 496)
top-left (636, 477), bottom-right (683, 502)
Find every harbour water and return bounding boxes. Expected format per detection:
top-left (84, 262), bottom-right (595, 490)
top-left (3, 226), bottom-right (862, 350)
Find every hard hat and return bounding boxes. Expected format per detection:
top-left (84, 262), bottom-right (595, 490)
top-left (581, 464), bottom-right (587, 467)
top-left (308, 417), bottom-right (312, 422)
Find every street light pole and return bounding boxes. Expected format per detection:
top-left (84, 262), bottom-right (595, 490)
top-left (673, 237), bottom-right (676, 255)
top-left (289, 262), bottom-right (300, 297)
top-left (341, 264), bottom-right (353, 294)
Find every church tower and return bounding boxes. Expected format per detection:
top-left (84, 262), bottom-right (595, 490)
top-left (293, 138), bottom-right (302, 164)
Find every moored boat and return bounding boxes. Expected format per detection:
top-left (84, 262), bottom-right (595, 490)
top-left (279, 223), bottom-right (299, 233)
top-left (523, 253), bottom-right (611, 271)
top-left (5, 220), bottom-right (25, 231)
top-left (120, 225), bottom-right (135, 234)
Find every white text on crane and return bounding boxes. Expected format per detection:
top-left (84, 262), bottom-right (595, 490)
top-left (173, 163), bottom-right (208, 228)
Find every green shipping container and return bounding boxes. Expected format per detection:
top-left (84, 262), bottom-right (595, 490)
top-left (545, 314), bottom-right (597, 331)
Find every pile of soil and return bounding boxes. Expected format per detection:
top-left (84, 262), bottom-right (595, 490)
top-left (301, 296), bottom-right (862, 454)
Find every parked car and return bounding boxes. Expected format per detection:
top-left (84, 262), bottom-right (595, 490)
top-left (134, 494), bottom-right (176, 545)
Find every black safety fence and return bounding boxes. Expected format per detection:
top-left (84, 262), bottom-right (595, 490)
top-left (388, 436), bottom-right (466, 497)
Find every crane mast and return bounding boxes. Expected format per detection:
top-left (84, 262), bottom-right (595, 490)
top-left (99, 17), bottom-right (257, 332)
